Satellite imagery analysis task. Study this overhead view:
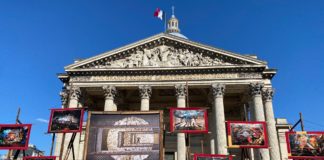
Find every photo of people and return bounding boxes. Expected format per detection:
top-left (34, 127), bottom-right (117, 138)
top-left (170, 108), bottom-right (208, 133)
top-left (48, 108), bottom-right (84, 133)
top-left (0, 124), bottom-right (31, 150)
top-left (286, 132), bottom-right (324, 158)
top-left (227, 121), bottom-right (268, 148)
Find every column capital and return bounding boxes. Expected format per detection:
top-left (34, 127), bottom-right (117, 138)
top-left (139, 85), bottom-right (152, 99)
top-left (175, 84), bottom-right (187, 98)
top-left (249, 82), bottom-right (264, 97)
top-left (59, 88), bottom-right (69, 107)
top-left (262, 87), bottom-right (274, 102)
top-left (69, 86), bottom-right (81, 101)
top-left (211, 83), bottom-right (225, 98)
top-left (103, 85), bottom-right (117, 100)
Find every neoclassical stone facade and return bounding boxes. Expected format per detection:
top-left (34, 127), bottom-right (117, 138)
top-left (54, 15), bottom-right (291, 160)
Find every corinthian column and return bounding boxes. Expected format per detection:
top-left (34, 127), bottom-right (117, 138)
top-left (54, 88), bottom-right (69, 158)
top-left (67, 86), bottom-right (82, 160)
top-left (250, 83), bottom-right (270, 160)
top-left (262, 88), bottom-right (281, 160)
top-left (175, 84), bottom-right (187, 160)
top-left (103, 85), bottom-right (117, 111)
top-left (139, 85), bottom-right (152, 111)
top-left (211, 83), bottom-right (228, 155)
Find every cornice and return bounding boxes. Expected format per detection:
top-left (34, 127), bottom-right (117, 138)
top-left (65, 65), bottom-right (266, 76)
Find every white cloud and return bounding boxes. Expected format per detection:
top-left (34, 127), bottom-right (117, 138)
top-left (36, 118), bottom-right (49, 123)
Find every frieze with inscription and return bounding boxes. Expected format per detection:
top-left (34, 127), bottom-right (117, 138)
top-left (70, 73), bottom-right (262, 82)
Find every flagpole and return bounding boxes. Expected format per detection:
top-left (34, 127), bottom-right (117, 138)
top-left (164, 12), bottom-right (167, 33)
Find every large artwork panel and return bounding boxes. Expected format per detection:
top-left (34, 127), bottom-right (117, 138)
top-left (85, 111), bottom-right (163, 160)
top-left (0, 124), bottom-right (32, 150)
top-left (227, 121), bottom-right (268, 148)
top-left (170, 108), bottom-right (208, 133)
top-left (286, 131), bottom-right (324, 159)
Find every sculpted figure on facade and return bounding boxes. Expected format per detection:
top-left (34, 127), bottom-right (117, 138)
top-left (96, 45), bottom-right (232, 68)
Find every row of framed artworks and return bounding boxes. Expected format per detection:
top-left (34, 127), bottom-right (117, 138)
top-left (1, 108), bottom-right (323, 159)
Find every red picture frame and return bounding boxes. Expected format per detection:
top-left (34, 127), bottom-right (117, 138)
top-left (227, 121), bottom-right (268, 148)
top-left (286, 131), bottom-right (324, 159)
top-left (0, 124), bottom-right (32, 150)
top-left (48, 108), bottom-right (84, 133)
top-left (193, 154), bottom-right (233, 160)
top-left (23, 156), bottom-right (56, 160)
top-left (169, 107), bottom-right (208, 133)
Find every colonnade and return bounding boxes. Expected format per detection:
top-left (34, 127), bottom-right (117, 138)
top-left (56, 83), bottom-right (280, 160)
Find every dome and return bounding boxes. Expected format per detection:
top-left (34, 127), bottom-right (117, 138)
top-left (169, 32), bottom-right (188, 39)
top-left (166, 7), bottom-right (188, 39)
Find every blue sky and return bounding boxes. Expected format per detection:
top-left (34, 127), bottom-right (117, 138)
top-left (1, 0), bottom-right (324, 155)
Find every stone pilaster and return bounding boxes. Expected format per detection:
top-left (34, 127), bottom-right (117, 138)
top-left (262, 88), bottom-right (281, 160)
top-left (175, 84), bottom-right (187, 160)
top-left (211, 83), bottom-right (228, 155)
top-left (103, 85), bottom-right (117, 111)
top-left (139, 85), bottom-right (152, 111)
top-left (250, 83), bottom-right (270, 160)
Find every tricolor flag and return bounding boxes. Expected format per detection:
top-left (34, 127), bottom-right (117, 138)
top-left (154, 8), bottom-right (164, 20)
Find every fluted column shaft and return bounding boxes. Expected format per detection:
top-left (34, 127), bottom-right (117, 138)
top-left (139, 85), bottom-right (152, 111)
top-left (103, 85), bottom-right (117, 111)
top-left (175, 84), bottom-right (187, 160)
top-left (263, 88), bottom-right (281, 160)
top-left (250, 83), bottom-right (270, 160)
top-left (211, 83), bottom-right (228, 154)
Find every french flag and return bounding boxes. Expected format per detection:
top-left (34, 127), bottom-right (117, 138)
top-left (154, 8), bottom-right (164, 20)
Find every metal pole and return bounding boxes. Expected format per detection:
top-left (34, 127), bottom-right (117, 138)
top-left (16, 107), bottom-right (21, 123)
top-left (200, 139), bottom-right (204, 153)
top-left (300, 112), bottom-right (305, 131)
top-left (50, 133), bottom-right (56, 156)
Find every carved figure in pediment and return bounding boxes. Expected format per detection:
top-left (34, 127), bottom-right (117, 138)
top-left (84, 45), bottom-right (233, 68)
top-left (143, 48), bottom-right (150, 66)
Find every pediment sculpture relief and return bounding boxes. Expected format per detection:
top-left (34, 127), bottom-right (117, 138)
top-left (91, 46), bottom-right (232, 68)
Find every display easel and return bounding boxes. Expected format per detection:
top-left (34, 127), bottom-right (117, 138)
top-left (290, 112), bottom-right (304, 131)
top-left (63, 132), bottom-right (77, 160)
top-left (49, 133), bottom-right (56, 156)
top-left (11, 108), bottom-right (26, 160)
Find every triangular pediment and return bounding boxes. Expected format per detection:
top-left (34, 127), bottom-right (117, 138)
top-left (65, 33), bottom-right (267, 71)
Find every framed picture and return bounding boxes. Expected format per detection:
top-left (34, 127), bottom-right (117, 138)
top-left (169, 108), bottom-right (208, 133)
top-left (0, 124), bottom-right (32, 150)
top-left (286, 131), bottom-right (324, 159)
top-left (23, 156), bottom-right (56, 160)
top-left (84, 111), bottom-right (163, 160)
top-left (227, 121), bottom-right (268, 148)
top-left (48, 108), bottom-right (84, 133)
top-left (193, 154), bottom-right (233, 160)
